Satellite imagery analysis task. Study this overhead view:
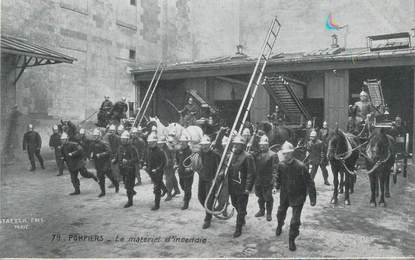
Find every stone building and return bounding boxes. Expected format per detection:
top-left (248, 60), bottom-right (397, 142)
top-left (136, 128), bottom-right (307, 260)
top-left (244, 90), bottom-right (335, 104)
top-left (1, 0), bottom-right (415, 159)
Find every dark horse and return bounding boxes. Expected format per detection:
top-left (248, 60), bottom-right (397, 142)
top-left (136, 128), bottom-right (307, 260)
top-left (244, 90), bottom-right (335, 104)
top-left (58, 120), bottom-right (77, 141)
top-left (327, 129), bottom-right (360, 205)
top-left (363, 129), bottom-right (395, 207)
top-left (257, 121), bottom-right (295, 151)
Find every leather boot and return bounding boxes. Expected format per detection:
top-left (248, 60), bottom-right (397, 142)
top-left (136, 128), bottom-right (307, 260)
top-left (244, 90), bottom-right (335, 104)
top-left (275, 225), bottom-right (283, 236)
top-left (114, 182), bottom-right (119, 193)
top-left (165, 193), bottom-right (173, 201)
top-left (233, 224), bottom-right (242, 238)
top-left (124, 193), bottom-right (133, 208)
top-left (289, 237), bottom-right (296, 251)
top-left (255, 209), bottom-right (265, 217)
top-left (151, 195), bottom-right (161, 210)
top-left (98, 182), bottom-right (105, 197)
top-left (266, 202), bottom-right (273, 221)
top-left (202, 219), bottom-right (211, 229)
top-left (255, 201), bottom-right (265, 217)
top-left (70, 187), bottom-right (80, 196)
top-left (181, 200), bottom-right (189, 210)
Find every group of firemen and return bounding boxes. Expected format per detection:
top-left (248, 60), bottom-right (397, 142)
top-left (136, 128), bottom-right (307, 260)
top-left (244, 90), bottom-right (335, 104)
top-left (20, 90), bottom-right (409, 252)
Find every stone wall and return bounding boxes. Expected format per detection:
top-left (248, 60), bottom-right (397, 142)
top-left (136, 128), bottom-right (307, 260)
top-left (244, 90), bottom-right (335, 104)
top-left (2, 0), bottom-right (414, 151)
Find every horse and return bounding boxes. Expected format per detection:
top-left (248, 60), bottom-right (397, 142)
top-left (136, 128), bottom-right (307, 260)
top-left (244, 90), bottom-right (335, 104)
top-left (145, 116), bottom-right (204, 152)
top-left (327, 128), bottom-right (360, 205)
top-left (362, 129), bottom-right (395, 207)
top-left (257, 121), bottom-right (295, 152)
top-left (58, 120), bottom-right (77, 141)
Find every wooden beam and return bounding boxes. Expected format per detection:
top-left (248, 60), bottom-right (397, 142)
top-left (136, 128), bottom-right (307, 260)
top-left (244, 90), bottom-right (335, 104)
top-left (13, 56), bottom-right (32, 84)
top-left (134, 56), bottom-right (415, 81)
top-left (215, 76), bottom-right (248, 86)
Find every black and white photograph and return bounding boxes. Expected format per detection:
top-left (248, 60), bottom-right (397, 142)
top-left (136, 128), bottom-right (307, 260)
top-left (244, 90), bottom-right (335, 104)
top-left (1, 0), bottom-right (415, 258)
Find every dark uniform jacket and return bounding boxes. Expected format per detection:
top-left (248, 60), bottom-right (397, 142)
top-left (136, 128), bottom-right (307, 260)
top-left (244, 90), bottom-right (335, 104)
top-left (76, 135), bottom-right (91, 159)
top-left (254, 150), bottom-right (278, 187)
top-left (49, 133), bottom-right (61, 148)
top-left (228, 151), bottom-right (256, 195)
top-left (111, 101), bottom-right (128, 118)
top-left (164, 147), bottom-right (175, 169)
top-left (23, 131), bottom-right (42, 151)
top-left (199, 150), bottom-right (221, 182)
top-left (318, 128), bottom-right (330, 144)
top-left (131, 136), bottom-right (146, 166)
top-left (304, 128), bottom-right (313, 142)
top-left (306, 139), bottom-right (325, 164)
top-left (61, 141), bottom-right (85, 171)
top-left (147, 146), bottom-right (167, 174)
top-left (114, 143), bottom-right (138, 172)
top-left (275, 159), bottom-right (316, 206)
top-left (103, 133), bottom-right (120, 159)
top-left (90, 139), bottom-right (111, 171)
top-left (100, 100), bottom-right (113, 111)
top-left (176, 146), bottom-right (193, 178)
top-left (389, 125), bottom-right (407, 139)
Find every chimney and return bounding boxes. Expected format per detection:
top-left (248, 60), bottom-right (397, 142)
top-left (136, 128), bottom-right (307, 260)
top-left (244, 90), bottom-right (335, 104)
top-left (236, 44), bottom-right (244, 55)
top-left (331, 34), bottom-right (339, 48)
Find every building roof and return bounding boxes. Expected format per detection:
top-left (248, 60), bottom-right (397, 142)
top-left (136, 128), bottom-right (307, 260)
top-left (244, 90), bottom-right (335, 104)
top-left (1, 35), bottom-right (76, 65)
top-left (131, 46), bottom-right (415, 81)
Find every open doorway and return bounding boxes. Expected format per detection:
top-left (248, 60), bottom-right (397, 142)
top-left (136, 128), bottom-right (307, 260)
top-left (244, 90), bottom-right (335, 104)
top-left (350, 66), bottom-right (414, 152)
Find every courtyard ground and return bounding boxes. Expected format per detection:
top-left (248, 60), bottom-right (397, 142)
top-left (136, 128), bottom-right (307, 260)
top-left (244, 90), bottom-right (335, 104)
top-left (1, 158), bottom-right (415, 258)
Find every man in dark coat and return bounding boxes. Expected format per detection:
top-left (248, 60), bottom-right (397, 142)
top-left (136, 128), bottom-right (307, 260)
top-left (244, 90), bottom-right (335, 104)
top-left (23, 124), bottom-right (44, 171)
top-left (113, 131), bottom-right (138, 208)
top-left (275, 141), bottom-right (317, 251)
top-left (389, 116), bottom-right (408, 177)
top-left (267, 105), bottom-right (285, 126)
top-left (179, 97), bottom-right (200, 126)
top-left (111, 97), bottom-right (128, 123)
top-left (175, 134), bottom-right (194, 210)
top-left (49, 125), bottom-right (64, 176)
top-left (304, 120), bottom-right (313, 142)
top-left (90, 128), bottom-right (119, 197)
top-left (145, 133), bottom-right (167, 210)
top-left (254, 135), bottom-right (278, 221)
top-left (76, 128), bottom-right (91, 160)
top-left (130, 127), bottom-right (146, 186)
top-left (97, 95), bottom-right (113, 127)
top-left (163, 136), bottom-right (181, 201)
top-left (306, 130), bottom-right (329, 185)
top-left (227, 135), bottom-right (256, 238)
top-left (76, 128), bottom-right (96, 179)
top-left (103, 124), bottom-right (121, 185)
top-left (198, 135), bottom-right (221, 229)
top-left (318, 121), bottom-right (331, 185)
top-left (60, 133), bottom-right (98, 195)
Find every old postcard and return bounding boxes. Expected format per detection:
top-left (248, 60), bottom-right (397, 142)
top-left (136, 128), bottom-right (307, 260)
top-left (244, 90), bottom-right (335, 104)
top-left (1, 0), bottom-right (415, 258)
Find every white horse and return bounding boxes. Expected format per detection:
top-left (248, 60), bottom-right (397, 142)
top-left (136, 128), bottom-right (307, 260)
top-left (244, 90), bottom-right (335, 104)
top-left (148, 116), bottom-right (204, 152)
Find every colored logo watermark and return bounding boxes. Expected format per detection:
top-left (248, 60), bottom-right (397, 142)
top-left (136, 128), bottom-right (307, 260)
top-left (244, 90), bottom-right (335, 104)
top-left (325, 13), bottom-right (344, 30)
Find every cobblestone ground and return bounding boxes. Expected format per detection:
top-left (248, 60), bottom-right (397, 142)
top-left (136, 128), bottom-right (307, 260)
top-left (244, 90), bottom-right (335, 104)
top-left (1, 158), bottom-right (415, 258)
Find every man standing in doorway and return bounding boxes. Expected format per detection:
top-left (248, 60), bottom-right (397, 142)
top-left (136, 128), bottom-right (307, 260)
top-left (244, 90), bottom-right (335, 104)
top-left (23, 124), bottom-right (45, 171)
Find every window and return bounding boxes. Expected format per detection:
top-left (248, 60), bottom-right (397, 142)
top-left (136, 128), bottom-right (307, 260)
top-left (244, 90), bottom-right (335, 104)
top-left (130, 0), bottom-right (136, 6)
top-left (129, 49), bottom-right (136, 60)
